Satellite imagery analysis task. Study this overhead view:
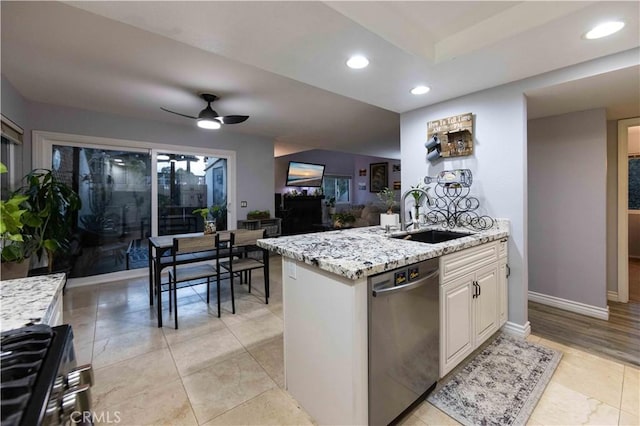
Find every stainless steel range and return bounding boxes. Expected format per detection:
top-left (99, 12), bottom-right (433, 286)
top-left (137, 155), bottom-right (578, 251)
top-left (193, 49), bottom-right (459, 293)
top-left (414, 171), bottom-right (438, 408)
top-left (0, 324), bottom-right (93, 426)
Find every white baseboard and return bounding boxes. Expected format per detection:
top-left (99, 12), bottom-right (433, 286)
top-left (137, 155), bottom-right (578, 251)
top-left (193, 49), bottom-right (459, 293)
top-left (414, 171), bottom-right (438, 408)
top-left (502, 321), bottom-right (531, 339)
top-left (66, 269), bottom-right (148, 288)
top-left (607, 291), bottom-right (619, 302)
top-left (529, 291), bottom-right (609, 320)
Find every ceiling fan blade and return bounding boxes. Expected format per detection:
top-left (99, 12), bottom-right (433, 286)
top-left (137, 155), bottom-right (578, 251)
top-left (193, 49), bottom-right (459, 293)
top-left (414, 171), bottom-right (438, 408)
top-left (160, 107), bottom-right (198, 120)
top-left (219, 115), bottom-right (249, 124)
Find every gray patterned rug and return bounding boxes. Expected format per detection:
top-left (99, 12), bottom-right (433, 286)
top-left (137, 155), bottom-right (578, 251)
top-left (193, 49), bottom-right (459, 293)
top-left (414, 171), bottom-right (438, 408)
top-left (428, 333), bottom-right (561, 426)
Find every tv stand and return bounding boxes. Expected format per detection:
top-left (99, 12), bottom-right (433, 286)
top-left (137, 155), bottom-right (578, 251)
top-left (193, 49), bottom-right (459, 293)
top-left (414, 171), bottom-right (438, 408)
top-left (280, 196), bottom-right (323, 235)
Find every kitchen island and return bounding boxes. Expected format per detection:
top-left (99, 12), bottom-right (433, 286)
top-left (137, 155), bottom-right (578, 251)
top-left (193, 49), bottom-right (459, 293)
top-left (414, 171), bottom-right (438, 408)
top-left (257, 221), bottom-right (509, 425)
top-left (0, 273), bottom-right (66, 332)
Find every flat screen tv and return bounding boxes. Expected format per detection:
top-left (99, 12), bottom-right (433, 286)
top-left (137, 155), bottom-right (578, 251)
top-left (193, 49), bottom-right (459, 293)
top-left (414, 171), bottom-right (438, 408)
top-left (285, 161), bottom-right (325, 187)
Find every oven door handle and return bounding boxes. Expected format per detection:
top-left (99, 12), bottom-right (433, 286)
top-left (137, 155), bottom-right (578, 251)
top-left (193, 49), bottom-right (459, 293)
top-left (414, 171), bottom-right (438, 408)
top-left (372, 270), bottom-right (439, 297)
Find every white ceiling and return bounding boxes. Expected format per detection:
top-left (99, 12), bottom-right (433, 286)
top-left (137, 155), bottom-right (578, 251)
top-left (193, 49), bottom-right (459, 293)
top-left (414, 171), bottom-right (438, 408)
top-left (2, 1), bottom-right (639, 158)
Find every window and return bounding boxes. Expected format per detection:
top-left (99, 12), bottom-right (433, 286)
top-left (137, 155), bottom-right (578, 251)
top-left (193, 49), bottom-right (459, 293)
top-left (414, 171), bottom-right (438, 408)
top-left (323, 175), bottom-right (351, 204)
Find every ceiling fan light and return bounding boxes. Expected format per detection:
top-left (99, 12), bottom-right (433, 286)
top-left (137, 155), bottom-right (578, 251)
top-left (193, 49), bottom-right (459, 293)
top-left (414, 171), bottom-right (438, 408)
top-left (197, 119), bottom-right (221, 130)
top-left (584, 21), bottom-right (624, 39)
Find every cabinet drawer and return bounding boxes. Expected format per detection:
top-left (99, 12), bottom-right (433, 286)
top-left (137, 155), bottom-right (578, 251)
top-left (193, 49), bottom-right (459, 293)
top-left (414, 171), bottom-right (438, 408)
top-left (440, 241), bottom-right (498, 283)
top-left (498, 238), bottom-right (508, 258)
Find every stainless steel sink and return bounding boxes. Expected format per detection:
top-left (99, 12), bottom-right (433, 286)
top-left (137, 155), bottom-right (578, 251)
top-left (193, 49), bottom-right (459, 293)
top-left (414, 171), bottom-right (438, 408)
top-left (392, 229), bottom-right (472, 244)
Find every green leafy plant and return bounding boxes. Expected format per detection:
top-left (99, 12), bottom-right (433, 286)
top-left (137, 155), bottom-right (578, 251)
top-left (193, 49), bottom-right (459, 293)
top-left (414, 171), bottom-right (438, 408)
top-left (193, 201), bottom-right (228, 230)
top-left (247, 209), bottom-right (270, 220)
top-left (324, 197), bottom-right (336, 208)
top-left (17, 169), bottom-right (81, 272)
top-left (0, 163), bottom-right (35, 263)
top-left (192, 207), bottom-right (212, 221)
top-left (376, 187), bottom-right (396, 214)
top-left (409, 182), bottom-right (426, 204)
top-left (332, 211), bottom-right (356, 228)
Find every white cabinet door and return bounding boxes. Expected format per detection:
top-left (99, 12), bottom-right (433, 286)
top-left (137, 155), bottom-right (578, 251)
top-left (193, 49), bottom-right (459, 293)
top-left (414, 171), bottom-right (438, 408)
top-left (498, 258), bottom-right (508, 326)
top-left (441, 272), bottom-right (475, 376)
top-left (474, 263), bottom-right (499, 345)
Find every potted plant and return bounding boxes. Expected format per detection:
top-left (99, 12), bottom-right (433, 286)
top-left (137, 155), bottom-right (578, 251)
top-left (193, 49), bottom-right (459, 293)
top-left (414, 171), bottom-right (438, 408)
top-left (247, 209), bottom-right (270, 220)
top-left (376, 187), bottom-right (399, 227)
top-left (325, 197), bottom-right (336, 215)
top-left (193, 201), bottom-right (228, 234)
top-left (0, 164), bottom-right (36, 279)
top-left (192, 206), bottom-right (217, 234)
top-left (17, 168), bottom-right (81, 273)
top-left (408, 182), bottom-right (429, 226)
top-left (332, 211), bottom-right (356, 228)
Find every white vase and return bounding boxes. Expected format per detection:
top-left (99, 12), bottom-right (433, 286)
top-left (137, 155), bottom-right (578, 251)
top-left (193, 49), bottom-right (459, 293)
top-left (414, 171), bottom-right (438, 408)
top-left (380, 213), bottom-right (399, 227)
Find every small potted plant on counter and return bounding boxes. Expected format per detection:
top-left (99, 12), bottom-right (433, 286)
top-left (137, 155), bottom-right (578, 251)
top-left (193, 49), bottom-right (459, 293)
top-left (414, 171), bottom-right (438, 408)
top-left (376, 187), bottom-right (399, 228)
top-left (408, 182), bottom-right (430, 227)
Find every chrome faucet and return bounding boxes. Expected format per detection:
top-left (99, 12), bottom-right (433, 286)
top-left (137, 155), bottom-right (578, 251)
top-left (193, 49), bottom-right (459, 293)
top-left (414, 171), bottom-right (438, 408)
top-left (400, 187), bottom-right (432, 231)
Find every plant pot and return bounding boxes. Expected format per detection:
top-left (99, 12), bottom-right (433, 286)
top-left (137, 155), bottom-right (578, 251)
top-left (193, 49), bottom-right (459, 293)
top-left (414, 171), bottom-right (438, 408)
top-left (380, 213), bottom-right (399, 227)
top-left (1, 259), bottom-right (31, 280)
top-left (204, 220), bottom-right (217, 235)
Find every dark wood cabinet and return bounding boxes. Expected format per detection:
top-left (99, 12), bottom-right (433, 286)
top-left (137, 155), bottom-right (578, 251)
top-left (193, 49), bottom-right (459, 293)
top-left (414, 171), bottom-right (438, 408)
top-left (280, 196), bottom-right (323, 235)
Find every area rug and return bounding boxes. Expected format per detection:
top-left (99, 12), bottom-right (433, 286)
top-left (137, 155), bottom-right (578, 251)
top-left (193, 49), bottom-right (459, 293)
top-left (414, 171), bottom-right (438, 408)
top-left (427, 333), bottom-right (561, 426)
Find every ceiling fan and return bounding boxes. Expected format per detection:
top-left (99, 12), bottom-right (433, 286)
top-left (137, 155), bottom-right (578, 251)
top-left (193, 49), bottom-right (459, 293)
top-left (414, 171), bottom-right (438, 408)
top-left (161, 93), bottom-right (249, 129)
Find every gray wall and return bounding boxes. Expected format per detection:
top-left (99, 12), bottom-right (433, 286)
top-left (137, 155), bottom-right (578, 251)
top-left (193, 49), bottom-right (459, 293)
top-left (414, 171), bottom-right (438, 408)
top-left (275, 149), bottom-right (400, 205)
top-left (9, 94), bottom-right (274, 222)
top-left (606, 120), bottom-right (618, 292)
top-left (528, 109), bottom-right (607, 308)
top-left (1, 76), bottom-right (28, 180)
top-left (401, 84), bottom-right (528, 327)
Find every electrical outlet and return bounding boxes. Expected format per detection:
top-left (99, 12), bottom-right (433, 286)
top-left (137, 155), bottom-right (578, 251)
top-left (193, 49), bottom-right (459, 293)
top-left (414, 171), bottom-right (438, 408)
top-left (240, 201), bottom-right (247, 208)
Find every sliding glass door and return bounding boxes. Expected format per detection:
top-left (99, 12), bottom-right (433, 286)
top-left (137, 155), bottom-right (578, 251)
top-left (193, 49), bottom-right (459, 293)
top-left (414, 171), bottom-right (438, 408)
top-left (34, 131), bottom-right (236, 283)
top-left (52, 145), bottom-right (151, 277)
top-left (156, 154), bottom-right (227, 235)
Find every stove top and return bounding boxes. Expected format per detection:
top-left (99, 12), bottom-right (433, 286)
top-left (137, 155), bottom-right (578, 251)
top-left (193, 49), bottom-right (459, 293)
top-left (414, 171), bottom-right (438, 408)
top-left (0, 324), bottom-right (81, 426)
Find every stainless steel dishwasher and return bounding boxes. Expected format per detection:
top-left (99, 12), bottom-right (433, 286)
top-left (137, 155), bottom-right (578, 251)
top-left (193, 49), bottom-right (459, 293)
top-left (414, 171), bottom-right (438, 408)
top-left (368, 258), bottom-right (439, 425)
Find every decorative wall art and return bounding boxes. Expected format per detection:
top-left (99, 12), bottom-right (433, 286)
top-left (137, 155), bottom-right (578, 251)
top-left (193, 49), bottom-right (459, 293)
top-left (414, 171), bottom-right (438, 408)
top-left (359, 169), bottom-right (367, 176)
top-left (426, 113), bottom-right (474, 162)
top-left (358, 182), bottom-right (367, 190)
top-left (392, 164), bottom-right (401, 173)
top-left (369, 162), bottom-right (388, 192)
top-left (393, 181), bottom-right (401, 190)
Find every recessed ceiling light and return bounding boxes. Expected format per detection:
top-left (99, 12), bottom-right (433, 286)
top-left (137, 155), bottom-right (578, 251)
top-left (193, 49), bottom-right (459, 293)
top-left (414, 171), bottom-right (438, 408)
top-left (157, 154), bottom-right (170, 161)
top-left (411, 86), bottom-right (431, 95)
top-left (584, 21), bottom-right (625, 39)
top-left (347, 55), bottom-right (369, 69)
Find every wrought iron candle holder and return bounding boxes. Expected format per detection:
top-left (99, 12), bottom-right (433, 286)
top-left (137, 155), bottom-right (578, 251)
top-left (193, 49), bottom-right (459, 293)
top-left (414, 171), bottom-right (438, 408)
top-left (423, 170), bottom-right (495, 231)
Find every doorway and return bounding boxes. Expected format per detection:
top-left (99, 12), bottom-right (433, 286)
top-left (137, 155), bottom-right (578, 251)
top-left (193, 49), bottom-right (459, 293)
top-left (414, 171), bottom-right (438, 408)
top-left (617, 118), bottom-right (640, 303)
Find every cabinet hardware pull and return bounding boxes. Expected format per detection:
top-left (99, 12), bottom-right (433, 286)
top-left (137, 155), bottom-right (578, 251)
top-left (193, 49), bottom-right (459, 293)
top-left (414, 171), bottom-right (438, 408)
top-left (472, 281), bottom-right (478, 298)
top-left (506, 264), bottom-right (510, 278)
top-left (478, 282), bottom-right (481, 296)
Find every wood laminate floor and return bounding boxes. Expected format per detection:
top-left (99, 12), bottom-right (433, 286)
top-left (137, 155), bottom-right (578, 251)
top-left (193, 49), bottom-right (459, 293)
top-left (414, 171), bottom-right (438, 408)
top-left (630, 257), bottom-right (640, 302)
top-left (529, 300), bottom-right (640, 367)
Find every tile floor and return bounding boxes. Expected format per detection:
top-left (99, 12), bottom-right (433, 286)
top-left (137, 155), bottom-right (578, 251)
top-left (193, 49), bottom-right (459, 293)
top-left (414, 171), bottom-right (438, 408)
top-left (64, 257), bottom-right (639, 425)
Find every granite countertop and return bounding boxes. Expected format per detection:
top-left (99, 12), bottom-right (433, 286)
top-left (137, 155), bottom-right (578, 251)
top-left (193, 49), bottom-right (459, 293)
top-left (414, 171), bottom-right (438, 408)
top-left (0, 273), bottom-right (66, 332)
top-left (257, 220), bottom-right (510, 280)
